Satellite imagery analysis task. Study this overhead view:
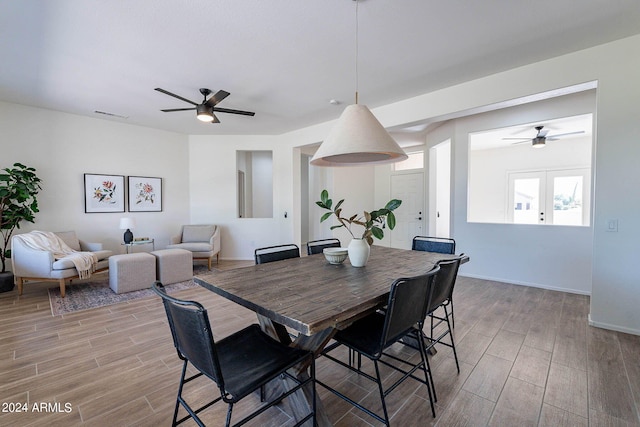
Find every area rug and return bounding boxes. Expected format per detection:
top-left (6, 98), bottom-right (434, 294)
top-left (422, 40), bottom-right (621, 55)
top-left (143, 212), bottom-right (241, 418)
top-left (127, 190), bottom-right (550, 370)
top-left (48, 277), bottom-right (202, 316)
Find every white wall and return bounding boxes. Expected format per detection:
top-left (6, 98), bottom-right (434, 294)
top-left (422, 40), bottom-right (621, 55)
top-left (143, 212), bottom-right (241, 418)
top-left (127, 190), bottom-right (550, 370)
top-left (1, 101), bottom-right (190, 259)
top-left (188, 135), bottom-right (294, 259)
top-left (280, 35), bottom-right (640, 334)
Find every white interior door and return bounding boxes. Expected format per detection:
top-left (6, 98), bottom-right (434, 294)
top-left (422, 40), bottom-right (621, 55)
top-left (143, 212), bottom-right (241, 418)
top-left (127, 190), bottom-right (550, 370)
top-left (390, 172), bottom-right (424, 249)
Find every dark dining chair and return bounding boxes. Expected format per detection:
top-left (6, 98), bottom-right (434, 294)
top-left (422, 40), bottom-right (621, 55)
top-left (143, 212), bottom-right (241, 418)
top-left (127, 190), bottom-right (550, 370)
top-left (152, 282), bottom-right (315, 427)
top-left (254, 244), bottom-right (300, 264)
top-left (318, 267), bottom-right (440, 425)
top-left (425, 255), bottom-right (464, 373)
top-left (412, 235), bottom-right (456, 255)
top-left (306, 238), bottom-right (341, 255)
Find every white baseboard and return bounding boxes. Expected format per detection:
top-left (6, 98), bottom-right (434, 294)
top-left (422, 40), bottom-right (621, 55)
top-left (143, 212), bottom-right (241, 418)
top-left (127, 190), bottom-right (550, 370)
top-left (458, 272), bottom-right (591, 296)
top-left (588, 314), bottom-right (640, 336)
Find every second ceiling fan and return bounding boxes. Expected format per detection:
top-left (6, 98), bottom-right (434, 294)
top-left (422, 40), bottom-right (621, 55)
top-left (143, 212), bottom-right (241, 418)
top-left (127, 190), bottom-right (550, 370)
top-left (503, 125), bottom-right (585, 148)
top-left (155, 87), bottom-right (255, 123)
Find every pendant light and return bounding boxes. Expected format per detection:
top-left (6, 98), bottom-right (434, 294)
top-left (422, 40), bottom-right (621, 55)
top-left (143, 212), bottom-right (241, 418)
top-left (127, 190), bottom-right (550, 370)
top-left (310, 0), bottom-right (407, 167)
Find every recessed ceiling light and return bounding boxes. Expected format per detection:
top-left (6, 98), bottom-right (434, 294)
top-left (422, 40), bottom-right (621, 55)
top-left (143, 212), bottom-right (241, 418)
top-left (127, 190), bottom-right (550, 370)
top-left (329, 99), bottom-right (341, 105)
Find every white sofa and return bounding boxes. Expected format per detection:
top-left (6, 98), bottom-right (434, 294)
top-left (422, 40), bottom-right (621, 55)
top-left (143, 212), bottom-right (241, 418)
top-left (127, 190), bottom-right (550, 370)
top-left (11, 231), bottom-right (112, 297)
top-left (166, 224), bottom-right (220, 270)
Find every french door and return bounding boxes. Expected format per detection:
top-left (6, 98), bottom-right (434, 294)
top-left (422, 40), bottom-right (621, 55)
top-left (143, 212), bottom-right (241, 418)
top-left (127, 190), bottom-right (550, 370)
top-left (507, 168), bottom-right (590, 226)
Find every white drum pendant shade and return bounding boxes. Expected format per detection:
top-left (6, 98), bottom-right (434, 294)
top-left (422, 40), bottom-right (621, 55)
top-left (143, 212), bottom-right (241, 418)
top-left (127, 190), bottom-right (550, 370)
top-left (311, 104), bottom-right (408, 167)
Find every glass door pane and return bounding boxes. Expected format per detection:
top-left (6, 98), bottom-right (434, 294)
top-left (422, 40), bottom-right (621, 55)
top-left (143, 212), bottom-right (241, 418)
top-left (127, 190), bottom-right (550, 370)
top-left (508, 171), bottom-right (544, 224)
top-left (547, 168), bottom-right (590, 226)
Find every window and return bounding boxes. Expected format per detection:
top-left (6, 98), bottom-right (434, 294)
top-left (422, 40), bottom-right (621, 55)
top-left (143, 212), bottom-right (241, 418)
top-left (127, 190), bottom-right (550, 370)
top-left (393, 151), bottom-right (424, 171)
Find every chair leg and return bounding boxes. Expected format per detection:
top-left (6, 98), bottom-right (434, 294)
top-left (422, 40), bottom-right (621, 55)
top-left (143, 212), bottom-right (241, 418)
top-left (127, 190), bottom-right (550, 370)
top-left (17, 277), bottom-right (24, 295)
top-left (373, 360), bottom-right (391, 427)
top-left (173, 361), bottom-right (188, 426)
top-left (444, 305), bottom-right (460, 373)
top-left (225, 403), bottom-right (234, 427)
top-left (450, 299), bottom-right (455, 329)
top-left (208, 257), bottom-right (212, 271)
top-left (59, 279), bottom-right (66, 298)
top-left (416, 329), bottom-right (437, 418)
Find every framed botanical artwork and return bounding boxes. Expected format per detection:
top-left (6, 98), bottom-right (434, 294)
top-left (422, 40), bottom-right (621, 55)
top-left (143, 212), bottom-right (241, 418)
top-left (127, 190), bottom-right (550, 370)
top-left (128, 176), bottom-right (162, 212)
top-left (84, 174), bottom-right (125, 213)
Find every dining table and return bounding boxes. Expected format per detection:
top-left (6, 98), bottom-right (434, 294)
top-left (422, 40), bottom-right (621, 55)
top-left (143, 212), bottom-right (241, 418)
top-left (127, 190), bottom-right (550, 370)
top-left (195, 245), bottom-right (469, 427)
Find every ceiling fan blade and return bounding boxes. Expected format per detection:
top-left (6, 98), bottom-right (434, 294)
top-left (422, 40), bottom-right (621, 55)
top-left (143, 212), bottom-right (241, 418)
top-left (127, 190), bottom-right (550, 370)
top-left (213, 107), bottom-right (256, 116)
top-left (511, 140), bottom-right (530, 145)
top-left (546, 130), bottom-right (585, 140)
top-left (154, 88), bottom-right (199, 106)
top-left (503, 137), bottom-right (531, 140)
top-left (161, 107), bottom-right (196, 112)
top-left (211, 113), bottom-right (220, 124)
top-left (205, 90), bottom-right (231, 107)
top-left (538, 129), bottom-right (549, 137)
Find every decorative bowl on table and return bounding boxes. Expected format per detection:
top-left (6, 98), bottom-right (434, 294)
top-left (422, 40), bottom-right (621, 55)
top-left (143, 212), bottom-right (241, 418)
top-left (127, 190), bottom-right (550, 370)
top-left (323, 247), bottom-right (348, 264)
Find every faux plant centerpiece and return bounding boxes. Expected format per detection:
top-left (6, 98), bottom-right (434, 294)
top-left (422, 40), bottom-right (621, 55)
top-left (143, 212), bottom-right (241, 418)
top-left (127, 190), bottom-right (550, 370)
top-left (0, 163), bottom-right (42, 291)
top-left (316, 189), bottom-right (401, 266)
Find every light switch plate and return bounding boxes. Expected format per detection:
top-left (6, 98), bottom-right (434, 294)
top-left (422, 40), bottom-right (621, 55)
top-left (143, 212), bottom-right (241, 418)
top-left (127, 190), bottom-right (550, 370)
top-left (606, 219), bottom-right (618, 232)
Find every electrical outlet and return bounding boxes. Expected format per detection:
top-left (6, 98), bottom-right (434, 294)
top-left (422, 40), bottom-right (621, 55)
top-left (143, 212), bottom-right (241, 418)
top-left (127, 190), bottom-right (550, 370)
top-left (606, 219), bottom-right (618, 232)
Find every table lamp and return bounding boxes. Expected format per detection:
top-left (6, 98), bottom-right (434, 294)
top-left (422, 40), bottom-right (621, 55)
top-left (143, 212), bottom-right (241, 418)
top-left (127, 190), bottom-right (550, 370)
top-left (119, 217), bottom-right (136, 244)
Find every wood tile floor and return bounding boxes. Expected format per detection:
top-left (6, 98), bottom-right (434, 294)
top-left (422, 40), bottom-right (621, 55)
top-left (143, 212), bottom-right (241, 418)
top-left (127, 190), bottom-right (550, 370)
top-left (1, 261), bottom-right (639, 426)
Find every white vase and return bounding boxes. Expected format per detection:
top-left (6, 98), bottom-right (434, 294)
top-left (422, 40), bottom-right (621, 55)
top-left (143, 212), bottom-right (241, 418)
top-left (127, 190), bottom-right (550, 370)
top-left (348, 238), bottom-right (370, 267)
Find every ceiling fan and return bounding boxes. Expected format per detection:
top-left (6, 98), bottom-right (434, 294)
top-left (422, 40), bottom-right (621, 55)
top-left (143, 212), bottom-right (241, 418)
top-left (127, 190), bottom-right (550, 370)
top-left (503, 125), bottom-right (585, 148)
top-left (155, 87), bottom-right (255, 123)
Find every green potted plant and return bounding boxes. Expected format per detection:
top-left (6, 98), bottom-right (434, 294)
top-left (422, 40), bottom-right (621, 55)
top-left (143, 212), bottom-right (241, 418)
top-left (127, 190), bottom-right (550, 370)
top-left (0, 163), bottom-right (42, 292)
top-left (316, 189), bottom-right (401, 266)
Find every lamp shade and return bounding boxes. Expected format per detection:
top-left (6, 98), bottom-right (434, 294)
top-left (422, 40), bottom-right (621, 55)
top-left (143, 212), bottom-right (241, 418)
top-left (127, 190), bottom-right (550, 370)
top-left (119, 217), bottom-right (136, 230)
top-left (310, 104), bottom-right (408, 167)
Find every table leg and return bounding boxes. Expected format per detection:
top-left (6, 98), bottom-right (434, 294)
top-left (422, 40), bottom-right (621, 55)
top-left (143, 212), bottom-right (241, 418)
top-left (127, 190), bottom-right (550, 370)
top-left (257, 314), bottom-right (335, 427)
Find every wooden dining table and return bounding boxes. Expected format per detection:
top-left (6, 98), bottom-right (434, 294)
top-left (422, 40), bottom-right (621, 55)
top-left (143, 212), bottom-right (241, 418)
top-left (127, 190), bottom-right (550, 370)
top-left (195, 245), bottom-right (468, 426)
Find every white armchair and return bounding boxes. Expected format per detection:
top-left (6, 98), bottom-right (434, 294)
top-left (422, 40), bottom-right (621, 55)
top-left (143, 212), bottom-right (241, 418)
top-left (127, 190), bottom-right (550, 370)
top-left (166, 224), bottom-right (220, 270)
top-left (11, 231), bottom-right (112, 297)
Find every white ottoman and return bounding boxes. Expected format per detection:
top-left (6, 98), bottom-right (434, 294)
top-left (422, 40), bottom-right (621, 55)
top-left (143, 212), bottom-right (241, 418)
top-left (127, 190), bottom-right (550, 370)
top-left (151, 249), bottom-right (193, 285)
top-left (109, 253), bottom-right (156, 294)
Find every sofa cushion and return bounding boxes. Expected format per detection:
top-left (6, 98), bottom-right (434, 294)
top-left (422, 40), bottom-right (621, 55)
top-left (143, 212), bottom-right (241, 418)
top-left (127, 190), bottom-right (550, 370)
top-left (182, 225), bottom-right (215, 243)
top-left (167, 242), bottom-right (213, 253)
top-left (52, 250), bottom-right (113, 270)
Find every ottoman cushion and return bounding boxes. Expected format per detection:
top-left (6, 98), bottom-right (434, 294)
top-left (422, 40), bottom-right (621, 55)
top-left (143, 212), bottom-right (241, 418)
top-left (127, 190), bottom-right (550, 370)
top-left (109, 253), bottom-right (156, 294)
top-left (151, 249), bottom-right (193, 285)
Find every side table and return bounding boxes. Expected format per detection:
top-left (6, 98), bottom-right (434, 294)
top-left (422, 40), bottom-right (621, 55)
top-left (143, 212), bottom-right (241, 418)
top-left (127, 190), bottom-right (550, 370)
top-left (122, 239), bottom-right (155, 254)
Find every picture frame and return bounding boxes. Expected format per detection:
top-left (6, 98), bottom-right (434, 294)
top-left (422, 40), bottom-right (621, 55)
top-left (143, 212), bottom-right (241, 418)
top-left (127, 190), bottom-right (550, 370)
top-left (128, 176), bottom-right (162, 212)
top-left (84, 174), bottom-right (125, 213)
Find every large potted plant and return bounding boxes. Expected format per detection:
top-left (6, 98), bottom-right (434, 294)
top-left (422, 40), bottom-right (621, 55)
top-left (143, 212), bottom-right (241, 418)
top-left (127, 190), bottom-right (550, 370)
top-left (316, 189), bottom-right (401, 266)
top-left (0, 163), bottom-right (42, 292)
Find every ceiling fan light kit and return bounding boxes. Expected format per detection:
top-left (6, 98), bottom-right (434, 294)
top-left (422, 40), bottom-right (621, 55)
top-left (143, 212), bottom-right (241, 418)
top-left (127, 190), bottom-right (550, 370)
top-left (196, 104), bottom-right (214, 122)
top-left (532, 137), bottom-right (546, 148)
top-left (311, 0), bottom-right (407, 167)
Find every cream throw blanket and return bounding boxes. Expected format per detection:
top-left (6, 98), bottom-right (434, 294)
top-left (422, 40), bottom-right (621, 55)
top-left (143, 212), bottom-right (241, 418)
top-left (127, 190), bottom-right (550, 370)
top-left (17, 231), bottom-right (98, 279)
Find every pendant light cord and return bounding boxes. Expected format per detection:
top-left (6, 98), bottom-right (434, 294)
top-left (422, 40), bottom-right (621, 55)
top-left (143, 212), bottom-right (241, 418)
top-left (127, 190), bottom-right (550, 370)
top-left (354, 0), bottom-right (359, 104)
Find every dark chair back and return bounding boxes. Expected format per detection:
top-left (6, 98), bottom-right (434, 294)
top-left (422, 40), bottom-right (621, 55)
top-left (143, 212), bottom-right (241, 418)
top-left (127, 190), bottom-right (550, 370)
top-left (380, 267), bottom-right (440, 350)
top-left (426, 256), bottom-right (463, 314)
top-left (255, 244), bottom-right (300, 264)
top-left (152, 282), bottom-right (224, 390)
top-left (412, 236), bottom-right (456, 254)
top-left (306, 238), bottom-right (341, 255)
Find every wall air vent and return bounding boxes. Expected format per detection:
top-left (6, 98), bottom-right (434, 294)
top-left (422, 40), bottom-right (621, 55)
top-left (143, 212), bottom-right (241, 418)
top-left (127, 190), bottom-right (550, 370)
top-left (94, 110), bottom-right (129, 119)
